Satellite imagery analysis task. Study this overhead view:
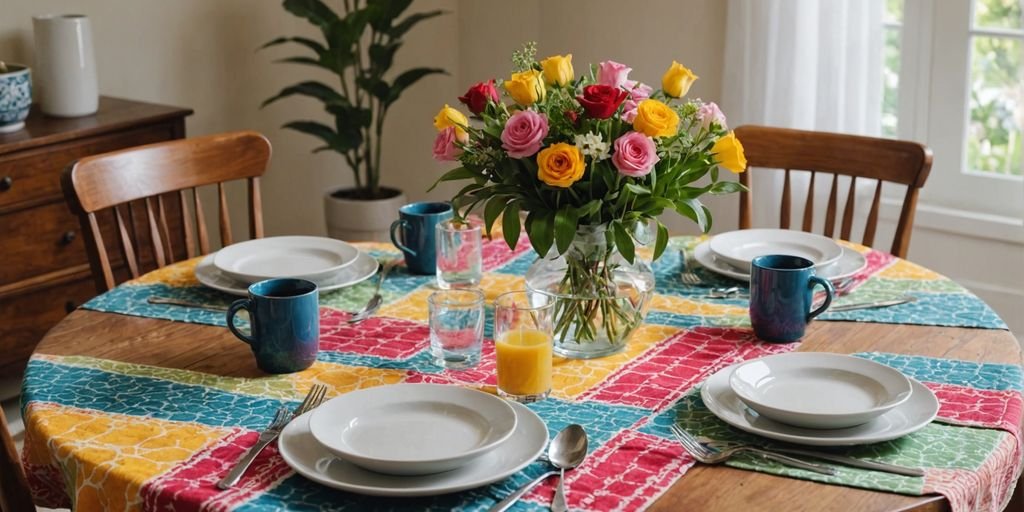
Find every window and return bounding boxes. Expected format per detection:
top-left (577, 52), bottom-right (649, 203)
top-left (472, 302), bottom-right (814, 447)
top-left (884, 0), bottom-right (1024, 223)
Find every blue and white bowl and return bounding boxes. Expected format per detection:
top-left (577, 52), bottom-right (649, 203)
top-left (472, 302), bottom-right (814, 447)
top-left (0, 64), bottom-right (31, 133)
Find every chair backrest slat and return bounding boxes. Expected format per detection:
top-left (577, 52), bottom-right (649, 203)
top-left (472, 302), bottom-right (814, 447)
top-left (780, 169), bottom-right (792, 229)
top-left (735, 125), bottom-right (933, 258)
top-left (218, 182), bottom-right (233, 247)
top-left (62, 131), bottom-right (271, 292)
top-left (801, 171), bottom-right (816, 232)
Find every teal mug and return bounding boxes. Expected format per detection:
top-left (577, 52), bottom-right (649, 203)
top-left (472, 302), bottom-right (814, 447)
top-left (227, 278), bottom-right (320, 373)
top-left (749, 255), bottom-right (834, 343)
top-left (389, 202), bottom-right (453, 275)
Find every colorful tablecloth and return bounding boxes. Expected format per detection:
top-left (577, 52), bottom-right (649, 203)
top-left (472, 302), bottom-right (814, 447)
top-left (20, 236), bottom-right (1021, 511)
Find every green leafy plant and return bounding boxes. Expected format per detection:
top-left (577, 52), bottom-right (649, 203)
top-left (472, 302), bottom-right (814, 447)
top-left (263, 0), bottom-right (447, 199)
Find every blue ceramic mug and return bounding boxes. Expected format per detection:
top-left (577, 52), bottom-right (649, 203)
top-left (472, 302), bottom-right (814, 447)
top-left (226, 278), bottom-right (319, 373)
top-left (389, 202), bottom-right (453, 275)
top-left (749, 255), bottom-right (835, 343)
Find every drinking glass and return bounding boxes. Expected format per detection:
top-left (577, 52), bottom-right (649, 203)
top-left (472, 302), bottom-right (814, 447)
top-left (428, 289), bottom-right (485, 369)
top-left (493, 290), bottom-right (555, 403)
top-left (435, 219), bottom-right (482, 289)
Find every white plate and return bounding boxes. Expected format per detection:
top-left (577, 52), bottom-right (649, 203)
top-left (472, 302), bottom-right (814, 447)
top-left (708, 229), bottom-right (843, 273)
top-left (308, 384), bottom-right (518, 476)
top-left (214, 236), bottom-right (360, 284)
top-left (728, 353), bottom-right (913, 429)
top-left (693, 241), bottom-right (867, 283)
top-left (195, 250), bottom-right (378, 296)
top-left (700, 362), bottom-right (938, 446)
top-left (279, 399), bottom-right (548, 497)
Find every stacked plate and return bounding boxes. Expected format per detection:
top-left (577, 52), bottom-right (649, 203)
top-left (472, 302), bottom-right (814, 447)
top-left (694, 229), bottom-right (867, 282)
top-left (700, 353), bottom-right (939, 446)
top-left (196, 236), bottom-right (380, 295)
top-left (278, 384), bottom-right (549, 496)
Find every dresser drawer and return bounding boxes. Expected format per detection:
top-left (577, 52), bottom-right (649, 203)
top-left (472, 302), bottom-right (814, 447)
top-left (0, 276), bottom-right (96, 377)
top-left (0, 201), bottom-right (90, 285)
top-left (0, 123), bottom-right (178, 211)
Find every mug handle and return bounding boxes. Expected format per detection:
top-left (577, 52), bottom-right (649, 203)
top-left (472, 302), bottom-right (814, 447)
top-left (226, 299), bottom-right (255, 345)
top-left (390, 219), bottom-right (417, 256)
top-left (807, 276), bottom-right (835, 321)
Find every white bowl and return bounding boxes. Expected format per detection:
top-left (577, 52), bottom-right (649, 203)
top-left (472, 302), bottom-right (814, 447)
top-left (307, 384), bottom-right (517, 476)
top-left (708, 229), bottom-right (843, 273)
top-left (213, 236), bottom-right (359, 284)
top-left (729, 353), bottom-right (913, 429)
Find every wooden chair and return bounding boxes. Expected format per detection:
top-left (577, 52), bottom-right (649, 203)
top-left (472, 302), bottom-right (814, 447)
top-left (0, 406), bottom-right (32, 512)
top-left (734, 125), bottom-right (933, 258)
top-left (62, 131), bottom-right (271, 292)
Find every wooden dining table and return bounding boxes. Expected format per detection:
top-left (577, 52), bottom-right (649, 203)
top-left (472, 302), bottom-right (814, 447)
top-left (18, 238), bottom-right (1024, 511)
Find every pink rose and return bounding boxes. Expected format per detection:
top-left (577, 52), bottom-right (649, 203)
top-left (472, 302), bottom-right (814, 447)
top-left (432, 126), bottom-right (467, 162)
top-left (501, 110), bottom-right (549, 158)
top-left (597, 61), bottom-right (632, 89)
top-left (625, 80), bottom-right (654, 101)
top-left (621, 100), bottom-right (639, 123)
top-left (697, 102), bottom-right (727, 130)
top-left (612, 131), bottom-right (660, 178)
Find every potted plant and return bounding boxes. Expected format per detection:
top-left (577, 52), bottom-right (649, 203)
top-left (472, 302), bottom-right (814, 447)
top-left (263, 0), bottom-right (446, 241)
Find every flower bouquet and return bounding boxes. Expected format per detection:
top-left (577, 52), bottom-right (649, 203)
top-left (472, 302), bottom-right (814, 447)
top-left (431, 43), bottom-right (746, 358)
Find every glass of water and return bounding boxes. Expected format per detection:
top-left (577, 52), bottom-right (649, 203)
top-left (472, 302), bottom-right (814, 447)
top-left (435, 219), bottom-right (482, 289)
top-left (428, 289), bottom-right (485, 369)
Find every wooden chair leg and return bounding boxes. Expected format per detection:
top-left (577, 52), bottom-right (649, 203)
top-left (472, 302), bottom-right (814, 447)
top-left (0, 407), bottom-right (33, 512)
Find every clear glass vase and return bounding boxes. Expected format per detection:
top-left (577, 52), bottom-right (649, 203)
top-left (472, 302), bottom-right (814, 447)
top-left (524, 224), bottom-right (655, 359)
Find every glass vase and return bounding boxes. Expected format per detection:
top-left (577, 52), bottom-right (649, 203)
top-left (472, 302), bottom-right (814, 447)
top-left (524, 224), bottom-right (655, 359)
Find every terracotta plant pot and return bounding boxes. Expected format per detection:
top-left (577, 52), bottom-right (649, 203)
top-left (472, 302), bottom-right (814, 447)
top-left (324, 186), bottom-right (406, 242)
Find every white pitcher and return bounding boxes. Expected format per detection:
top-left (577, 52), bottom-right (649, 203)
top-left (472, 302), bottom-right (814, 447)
top-left (32, 14), bottom-right (98, 117)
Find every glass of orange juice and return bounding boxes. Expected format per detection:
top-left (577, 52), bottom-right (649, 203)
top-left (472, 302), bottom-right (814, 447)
top-left (493, 290), bottom-right (555, 403)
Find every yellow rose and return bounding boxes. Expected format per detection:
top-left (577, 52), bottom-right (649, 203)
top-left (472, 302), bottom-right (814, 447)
top-left (662, 61), bottom-right (698, 98)
top-left (504, 70), bottom-right (546, 106)
top-left (632, 99), bottom-right (680, 138)
top-left (712, 131), bottom-right (747, 173)
top-left (540, 54), bottom-right (574, 86)
top-left (433, 104), bottom-right (468, 136)
top-left (536, 143), bottom-right (585, 188)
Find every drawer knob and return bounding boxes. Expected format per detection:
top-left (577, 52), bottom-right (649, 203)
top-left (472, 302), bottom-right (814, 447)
top-left (64, 300), bottom-right (77, 313)
top-left (60, 230), bottom-right (77, 245)
top-left (0, 176), bottom-right (10, 191)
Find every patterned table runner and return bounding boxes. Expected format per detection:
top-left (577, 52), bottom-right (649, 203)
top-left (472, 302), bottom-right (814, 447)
top-left (21, 237), bottom-right (1019, 511)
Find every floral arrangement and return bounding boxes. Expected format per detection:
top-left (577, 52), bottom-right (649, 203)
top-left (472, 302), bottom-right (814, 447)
top-left (429, 44), bottom-right (746, 348)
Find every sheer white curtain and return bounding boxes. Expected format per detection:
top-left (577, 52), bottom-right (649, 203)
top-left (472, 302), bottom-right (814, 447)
top-left (722, 0), bottom-right (885, 231)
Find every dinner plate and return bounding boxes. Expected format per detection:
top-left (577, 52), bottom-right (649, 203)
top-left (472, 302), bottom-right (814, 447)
top-left (693, 241), bottom-right (867, 283)
top-left (278, 399), bottom-right (548, 497)
top-left (708, 229), bottom-right (843, 273)
top-left (195, 250), bottom-right (378, 296)
top-left (729, 353), bottom-right (913, 429)
top-left (700, 362), bottom-right (938, 446)
top-left (308, 384), bottom-right (518, 476)
top-left (214, 236), bottom-right (360, 284)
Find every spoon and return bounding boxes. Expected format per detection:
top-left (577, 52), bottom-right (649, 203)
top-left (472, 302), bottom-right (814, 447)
top-left (488, 424), bottom-right (589, 512)
top-left (705, 286), bottom-right (747, 299)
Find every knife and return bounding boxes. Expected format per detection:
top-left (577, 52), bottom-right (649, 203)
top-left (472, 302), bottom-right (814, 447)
top-left (829, 296), bottom-right (917, 313)
top-left (701, 439), bottom-right (925, 477)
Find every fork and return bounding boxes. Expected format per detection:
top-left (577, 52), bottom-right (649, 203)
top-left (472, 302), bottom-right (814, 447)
top-left (348, 259), bottom-right (398, 324)
top-left (217, 384), bottom-right (329, 489)
top-left (699, 438), bottom-right (924, 477)
top-left (679, 249), bottom-right (704, 286)
top-left (670, 424), bottom-right (835, 475)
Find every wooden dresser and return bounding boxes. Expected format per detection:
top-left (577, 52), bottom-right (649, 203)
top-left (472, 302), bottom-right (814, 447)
top-left (0, 97), bottom-right (192, 378)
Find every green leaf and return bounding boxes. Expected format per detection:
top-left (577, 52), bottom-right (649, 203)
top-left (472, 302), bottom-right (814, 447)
top-left (612, 221), bottom-right (636, 263)
top-left (386, 67), bottom-right (448, 105)
top-left (502, 202), bottom-right (521, 249)
top-left (368, 41), bottom-right (402, 73)
top-left (653, 221), bottom-right (669, 260)
top-left (260, 36), bottom-right (326, 55)
top-left (675, 198), bottom-right (710, 232)
top-left (275, 56), bottom-right (333, 73)
top-left (553, 205), bottom-right (579, 255)
top-left (283, 0), bottom-right (340, 29)
top-left (366, 0), bottom-right (413, 31)
top-left (709, 180), bottom-right (748, 195)
top-left (625, 183), bottom-right (651, 195)
top-left (577, 199), bottom-right (601, 219)
top-left (389, 10), bottom-right (446, 38)
top-left (356, 76), bottom-right (392, 102)
top-left (483, 196), bottom-right (509, 235)
top-left (427, 167), bottom-right (477, 191)
top-left (262, 81), bottom-right (345, 108)
top-left (525, 210), bottom-right (554, 257)
top-left (282, 121), bottom-right (338, 148)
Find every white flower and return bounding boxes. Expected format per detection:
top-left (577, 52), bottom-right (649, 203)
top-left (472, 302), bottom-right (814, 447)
top-left (573, 132), bottom-right (611, 161)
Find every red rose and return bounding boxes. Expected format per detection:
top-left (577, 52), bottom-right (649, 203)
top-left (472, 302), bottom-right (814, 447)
top-left (564, 109), bottom-right (579, 126)
top-left (577, 84), bottom-right (629, 119)
top-left (458, 80), bottom-right (499, 115)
